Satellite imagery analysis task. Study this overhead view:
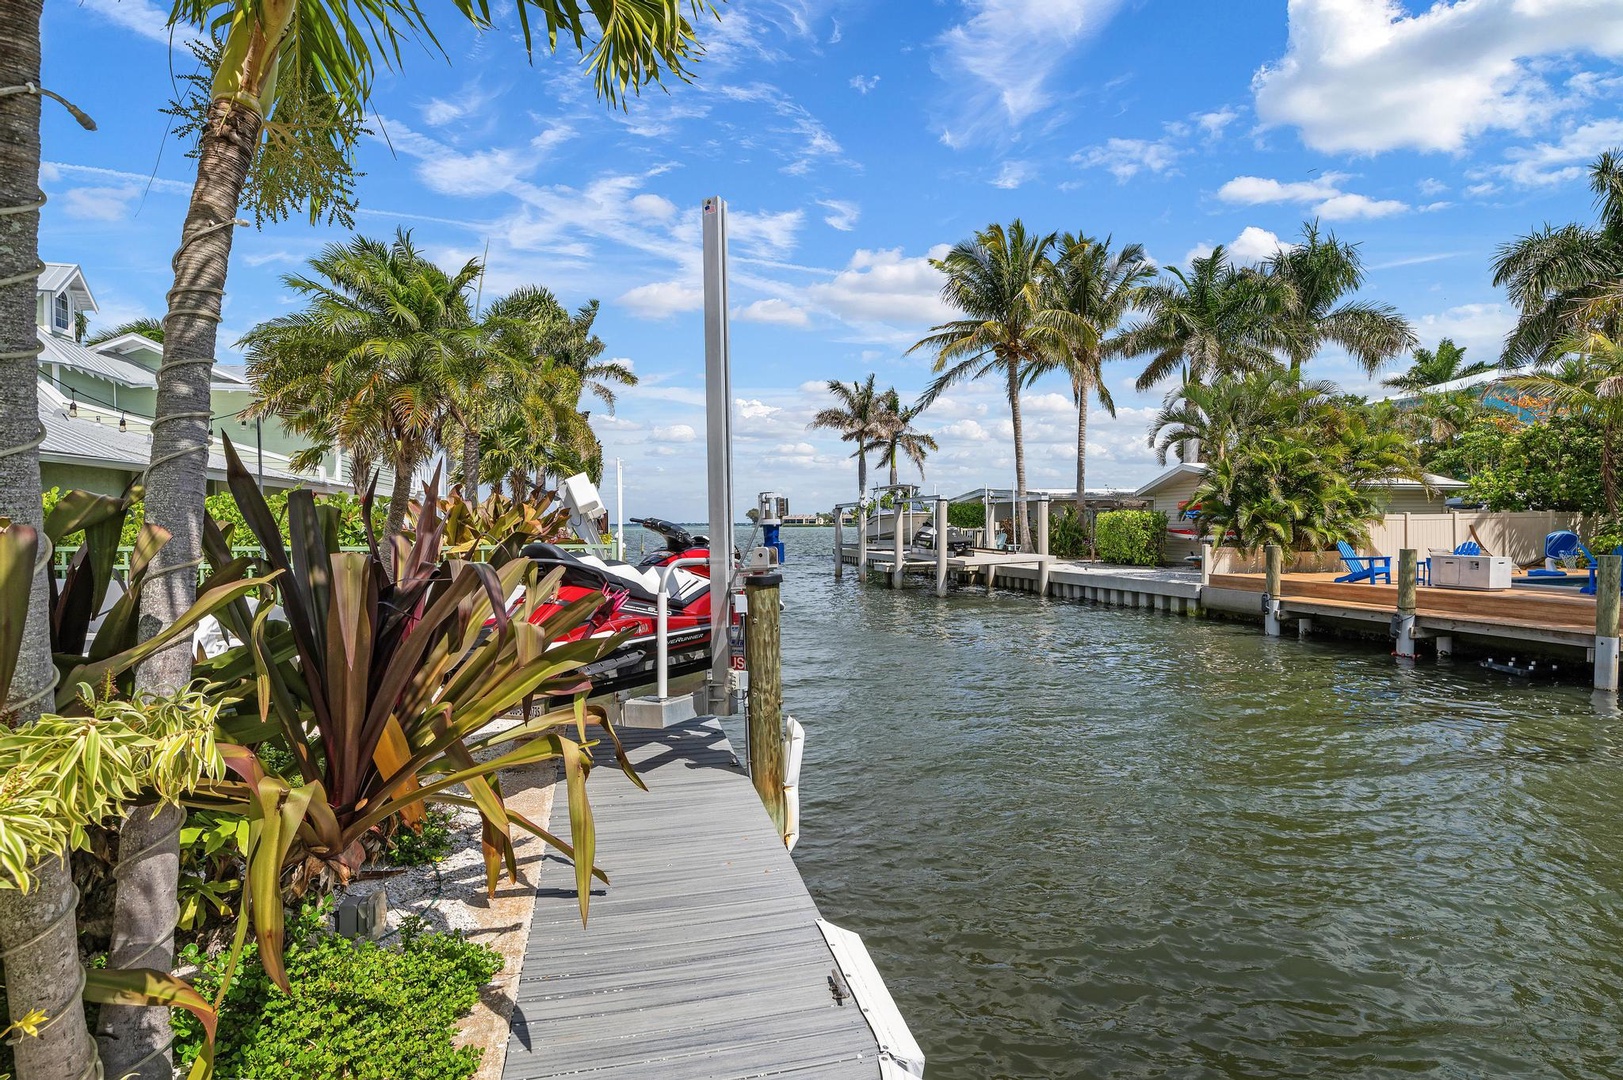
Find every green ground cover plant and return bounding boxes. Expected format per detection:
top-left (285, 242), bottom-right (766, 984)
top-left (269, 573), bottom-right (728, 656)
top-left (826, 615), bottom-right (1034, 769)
top-left (386, 805), bottom-right (457, 867)
top-left (174, 902), bottom-right (502, 1080)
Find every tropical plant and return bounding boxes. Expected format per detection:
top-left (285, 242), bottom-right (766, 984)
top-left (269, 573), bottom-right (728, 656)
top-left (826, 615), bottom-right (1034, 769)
top-left (179, 443), bottom-right (623, 998)
top-left (1382, 337), bottom-right (1492, 391)
top-left (912, 220), bottom-right (1059, 551)
top-left (85, 317), bottom-right (166, 346)
top-left (808, 374), bottom-right (886, 502)
top-left (1093, 510), bottom-right (1166, 566)
top-left (424, 486), bottom-right (572, 566)
top-left (1190, 406), bottom-right (1425, 552)
top-left (1503, 330), bottom-right (1623, 513)
top-left (474, 286), bottom-right (610, 493)
top-left (242, 231), bottom-right (481, 544)
top-left (1449, 411), bottom-right (1605, 512)
top-left (1149, 369), bottom-right (1339, 465)
top-left (1048, 507), bottom-right (1090, 560)
top-left (1034, 233), bottom-right (1155, 496)
top-left (0, 685), bottom-right (229, 1080)
top-left (1265, 220), bottom-right (1415, 374)
top-left (1123, 246), bottom-right (1280, 395)
top-left (1493, 151), bottom-right (1623, 366)
top-left (868, 388), bottom-right (938, 486)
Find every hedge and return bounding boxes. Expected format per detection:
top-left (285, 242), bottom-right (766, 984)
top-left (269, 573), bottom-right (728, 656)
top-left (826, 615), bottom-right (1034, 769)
top-left (1094, 510), bottom-right (1166, 566)
top-left (947, 502), bottom-right (985, 529)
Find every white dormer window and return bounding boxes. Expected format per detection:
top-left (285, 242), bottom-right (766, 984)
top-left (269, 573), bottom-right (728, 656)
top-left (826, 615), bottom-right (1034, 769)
top-left (53, 292), bottom-right (69, 332)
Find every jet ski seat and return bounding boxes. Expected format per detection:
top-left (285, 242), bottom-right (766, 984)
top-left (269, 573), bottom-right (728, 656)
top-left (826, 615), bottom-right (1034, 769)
top-left (523, 543), bottom-right (709, 608)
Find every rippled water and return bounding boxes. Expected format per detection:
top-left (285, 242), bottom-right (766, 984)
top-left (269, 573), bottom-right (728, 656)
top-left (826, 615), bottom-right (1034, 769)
top-left (764, 528), bottom-right (1623, 1080)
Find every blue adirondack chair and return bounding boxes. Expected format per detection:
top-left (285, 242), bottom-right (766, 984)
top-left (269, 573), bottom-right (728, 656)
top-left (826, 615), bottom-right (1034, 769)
top-left (1335, 540), bottom-right (1391, 584)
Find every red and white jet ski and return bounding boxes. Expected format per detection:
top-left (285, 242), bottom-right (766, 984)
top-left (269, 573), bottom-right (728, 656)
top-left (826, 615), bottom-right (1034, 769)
top-left (521, 518), bottom-right (720, 702)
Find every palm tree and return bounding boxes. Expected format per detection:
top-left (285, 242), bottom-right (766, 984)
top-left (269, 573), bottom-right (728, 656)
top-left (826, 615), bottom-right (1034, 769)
top-left (242, 231), bottom-right (480, 544)
top-left (1492, 151), bottom-right (1623, 366)
top-left (0, 6), bottom-right (103, 1077)
top-left (476, 286), bottom-right (606, 493)
top-left (1034, 233), bottom-right (1154, 497)
top-left (114, 9), bottom-right (715, 1073)
top-left (808, 374), bottom-right (885, 501)
top-left (869, 388), bottom-right (939, 485)
top-left (1382, 337), bottom-right (1493, 391)
top-left (1149, 369), bottom-right (1338, 465)
top-left (1504, 330), bottom-right (1623, 512)
top-left (85, 316), bottom-right (165, 345)
top-left (1122, 246), bottom-right (1280, 396)
top-left (910, 220), bottom-right (1058, 551)
top-left (1265, 220), bottom-right (1416, 374)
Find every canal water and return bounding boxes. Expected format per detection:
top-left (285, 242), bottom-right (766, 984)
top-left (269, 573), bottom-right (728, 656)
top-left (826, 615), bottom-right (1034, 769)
top-left (769, 528), bottom-right (1623, 1079)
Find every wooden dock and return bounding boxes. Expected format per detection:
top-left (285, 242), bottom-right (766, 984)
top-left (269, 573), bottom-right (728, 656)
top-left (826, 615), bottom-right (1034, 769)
top-left (1207, 571), bottom-right (1601, 648)
top-left (500, 718), bottom-right (888, 1080)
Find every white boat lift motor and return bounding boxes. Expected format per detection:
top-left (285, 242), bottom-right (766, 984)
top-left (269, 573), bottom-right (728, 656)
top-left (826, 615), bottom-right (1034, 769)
top-left (560, 472), bottom-right (610, 554)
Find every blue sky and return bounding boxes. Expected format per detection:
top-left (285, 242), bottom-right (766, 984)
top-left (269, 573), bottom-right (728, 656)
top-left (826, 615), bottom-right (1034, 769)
top-left (38, 0), bottom-right (1623, 519)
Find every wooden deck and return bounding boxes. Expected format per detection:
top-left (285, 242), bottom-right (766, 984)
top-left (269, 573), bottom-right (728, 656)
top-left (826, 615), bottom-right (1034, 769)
top-left (500, 718), bottom-right (884, 1080)
top-left (1211, 571), bottom-right (1600, 646)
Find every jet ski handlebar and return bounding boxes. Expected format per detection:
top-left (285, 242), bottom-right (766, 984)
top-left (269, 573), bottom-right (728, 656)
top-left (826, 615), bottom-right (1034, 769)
top-left (630, 517), bottom-right (705, 551)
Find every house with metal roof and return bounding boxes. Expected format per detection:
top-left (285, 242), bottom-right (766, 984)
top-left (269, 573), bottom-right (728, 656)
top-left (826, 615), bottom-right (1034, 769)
top-left (35, 262), bottom-right (349, 496)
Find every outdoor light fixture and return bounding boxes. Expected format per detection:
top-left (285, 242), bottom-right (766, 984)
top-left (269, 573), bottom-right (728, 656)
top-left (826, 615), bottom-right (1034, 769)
top-left (67, 393), bottom-right (77, 418)
top-left (118, 413), bottom-right (127, 433)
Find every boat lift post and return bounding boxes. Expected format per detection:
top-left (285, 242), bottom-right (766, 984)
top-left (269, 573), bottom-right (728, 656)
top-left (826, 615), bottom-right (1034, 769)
top-left (702, 196), bottom-right (737, 716)
top-left (935, 496), bottom-right (949, 597)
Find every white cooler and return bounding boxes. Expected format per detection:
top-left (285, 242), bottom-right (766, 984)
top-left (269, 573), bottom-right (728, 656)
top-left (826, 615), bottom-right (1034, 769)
top-left (1429, 552), bottom-right (1513, 590)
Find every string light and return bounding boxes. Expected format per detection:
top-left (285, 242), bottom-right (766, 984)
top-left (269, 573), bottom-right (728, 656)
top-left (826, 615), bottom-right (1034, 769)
top-left (118, 412), bottom-right (127, 433)
top-left (67, 392), bottom-right (76, 418)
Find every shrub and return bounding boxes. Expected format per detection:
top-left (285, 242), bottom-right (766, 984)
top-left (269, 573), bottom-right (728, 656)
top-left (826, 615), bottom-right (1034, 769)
top-left (174, 901), bottom-right (503, 1080)
top-left (947, 502), bottom-right (985, 529)
top-left (1048, 507), bottom-right (1089, 559)
top-left (1094, 510), bottom-right (1166, 566)
top-left (386, 805), bottom-right (457, 867)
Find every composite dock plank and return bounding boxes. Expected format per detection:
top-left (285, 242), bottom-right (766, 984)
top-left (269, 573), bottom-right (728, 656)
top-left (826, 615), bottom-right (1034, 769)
top-left (500, 718), bottom-right (881, 1080)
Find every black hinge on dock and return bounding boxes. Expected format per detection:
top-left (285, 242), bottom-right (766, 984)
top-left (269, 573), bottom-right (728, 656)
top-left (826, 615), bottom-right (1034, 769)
top-left (828, 967), bottom-right (850, 1005)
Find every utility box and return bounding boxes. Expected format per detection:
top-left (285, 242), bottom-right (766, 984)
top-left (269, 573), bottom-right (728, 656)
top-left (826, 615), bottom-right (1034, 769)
top-left (1430, 553), bottom-right (1513, 590)
top-left (336, 889), bottom-right (387, 939)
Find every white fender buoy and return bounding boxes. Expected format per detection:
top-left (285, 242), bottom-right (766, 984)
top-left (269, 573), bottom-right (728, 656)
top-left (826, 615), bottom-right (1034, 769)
top-left (782, 715), bottom-right (805, 851)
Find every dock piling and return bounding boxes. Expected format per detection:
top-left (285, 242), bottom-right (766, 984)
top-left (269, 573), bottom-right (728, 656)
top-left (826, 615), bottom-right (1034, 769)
top-left (744, 569), bottom-right (788, 841)
top-left (1037, 495), bottom-right (1051, 597)
top-left (1263, 544), bottom-right (1282, 636)
top-left (891, 500), bottom-right (905, 588)
top-left (935, 496), bottom-right (948, 597)
top-left (1596, 554), bottom-right (1620, 691)
top-left (833, 506), bottom-right (844, 580)
top-left (1395, 549), bottom-right (1419, 659)
top-left (857, 505), bottom-right (868, 578)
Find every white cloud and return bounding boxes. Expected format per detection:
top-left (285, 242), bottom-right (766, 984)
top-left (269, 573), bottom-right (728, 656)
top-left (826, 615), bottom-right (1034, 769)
top-left (735, 299), bottom-right (811, 327)
top-left (805, 245), bottom-right (954, 329)
top-left (79, 0), bottom-right (199, 48)
top-left (817, 199), bottom-right (859, 231)
top-left (1185, 226), bottom-right (1294, 268)
top-left (1413, 302), bottom-right (1516, 361)
top-left (1253, 0), bottom-right (1623, 154)
top-left (652, 424), bottom-right (698, 443)
top-left (421, 83), bottom-right (502, 127)
top-left (991, 161), bottom-right (1032, 189)
top-left (1418, 178), bottom-right (1449, 196)
top-left (1217, 172), bottom-right (1408, 220)
top-left (62, 185), bottom-right (138, 221)
top-left (619, 280), bottom-right (702, 319)
top-left (936, 0), bottom-right (1128, 146)
top-left (40, 161), bottom-right (190, 195)
top-left (849, 75), bottom-right (881, 94)
top-left (1495, 118), bottom-right (1623, 185)
top-left (1073, 137), bottom-right (1180, 181)
top-left (1196, 107), bottom-right (1241, 137)
top-left (939, 419), bottom-right (991, 442)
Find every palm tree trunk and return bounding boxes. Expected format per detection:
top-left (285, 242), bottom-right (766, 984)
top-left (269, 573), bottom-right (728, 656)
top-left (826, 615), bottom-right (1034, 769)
top-left (888, 446), bottom-right (899, 487)
top-left (384, 450), bottom-right (417, 545)
top-left (1008, 362), bottom-right (1029, 552)
top-left (0, 7), bottom-right (101, 1075)
top-left (104, 95), bottom-right (263, 1080)
top-left (856, 450), bottom-right (867, 504)
top-left (1074, 373), bottom-right (1089, 501)
top-left (1605, 421), bottom-right (1619, 516)
top-left (461, 425), bottom-right (480, 496)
